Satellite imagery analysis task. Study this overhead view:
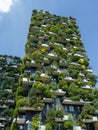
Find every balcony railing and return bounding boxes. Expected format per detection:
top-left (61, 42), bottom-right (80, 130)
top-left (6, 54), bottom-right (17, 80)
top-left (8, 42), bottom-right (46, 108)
top-left (0, 117), bottom-right (6, 121)
top-left (19, 106), bottom-right (43, 112)
top-left (22, 77), bottom-right (34, 85)
top-left (26, 60), bottom-right (42, 68)
top-left (17, 118), bottom-right (26, 124)
top-left (64, 77), bottom-right (75, 81)
top-left (43, 98), bottom-right (53, 103)
top-left (63, 98), bottom-right (91, 105)
top-left (83, 117), bottom-right (98, 123)
top-left (85, 68), bottom-right (93, 73)
top-left (71, 62), bottom-right (81, 66)
top-left (74, 53), bottom-right (83, 58)
top-left (39, 73), bottom-right (50, 82)
top-left (50, 89), bottom-right (66, 96)
top-left (82, 85), bottom-right (94, 90)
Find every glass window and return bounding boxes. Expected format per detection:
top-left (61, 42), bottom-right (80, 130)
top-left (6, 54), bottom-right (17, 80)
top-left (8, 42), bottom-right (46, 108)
top-left (30, 69), bottom-right (35, 76)
top-left (69, 106), bottom-right (74, 112)
top-left (64, 106), bottom-right (68, 111)
top-left (73, 113), bottom-right (76, 119)
top-left (77, 106), bottom-right (80, 112)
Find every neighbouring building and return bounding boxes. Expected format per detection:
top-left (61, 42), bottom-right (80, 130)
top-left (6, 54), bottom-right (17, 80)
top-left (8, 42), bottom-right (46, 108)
top-left (0, 55), bottom-right (21, 130)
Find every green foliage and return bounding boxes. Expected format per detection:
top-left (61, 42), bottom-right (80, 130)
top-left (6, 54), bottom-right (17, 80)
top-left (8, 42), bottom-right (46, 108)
top-left (1, 108), bottom-right (13, 118)
top-left (16, 98), bottom-right (30, 107)
top-left (55, 110), bottom-right (63, 118)
top-left (95, 121), bottom-right (98, 130)
top-left (63, 116), bottom-right (73, 130)
top-left (93, 99), bottom-right (98, 110)
top-left (46, 108), bottom-right (57, 129)
top-left (10, 121), bottom-right (18, 130)
top-left (45, 123), bottom-right (53, 130)
top-left (80, 89), bottom-right (94, 101)
top-left (68, 83), bottom-right (80, 97)
top-left (13, 108), bottom-right (19, 118)
top-left (31, 114), bottom-right (41, 130)
top-left (78, 103), bottom-right (95, 121)
top-left (58, 80), bottom-right (68, 91)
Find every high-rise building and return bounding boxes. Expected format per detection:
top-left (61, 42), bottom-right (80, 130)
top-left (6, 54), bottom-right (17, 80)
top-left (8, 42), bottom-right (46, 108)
top-left (0, 55), bottom-right (21, 129)
top-left (11, 10), bottom-right (97, 130)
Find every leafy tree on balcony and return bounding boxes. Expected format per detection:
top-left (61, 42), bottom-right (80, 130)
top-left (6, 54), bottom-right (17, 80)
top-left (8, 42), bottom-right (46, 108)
top-left (78, 103), bottom-right (95, 121)
top-left (58, 79), bottom-right (68, 91)
top-left (46, 108), bottom-right (57, 129)
top-left (31, 114), bottom-right (41, 130)
top-left (63, 114), bottom-right (73, 130)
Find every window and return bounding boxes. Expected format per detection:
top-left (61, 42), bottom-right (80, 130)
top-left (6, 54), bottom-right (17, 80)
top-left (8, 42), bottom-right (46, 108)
top-left (30, 69), bottom-right (35, 76)
top-left (46, 104), bottom-right (50, 110)
top-left (77, 106), bottom-right (80, 112)
top-left (73, 113), bottom-right (76, 119)
top-left (64, 106), bottom-right (68, 111)
top-left (69, 106), bottom-right (74, 112)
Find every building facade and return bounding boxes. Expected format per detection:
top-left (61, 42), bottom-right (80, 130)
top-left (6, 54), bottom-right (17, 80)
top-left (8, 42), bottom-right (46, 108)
top-left (5, 10), bottom-right (98, 130)
top-left (0, 55), bottom-right (21, 129)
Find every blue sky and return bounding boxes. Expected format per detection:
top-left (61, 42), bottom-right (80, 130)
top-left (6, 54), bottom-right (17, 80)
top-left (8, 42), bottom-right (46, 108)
top-left (0, 0), bottom-right (98, 86)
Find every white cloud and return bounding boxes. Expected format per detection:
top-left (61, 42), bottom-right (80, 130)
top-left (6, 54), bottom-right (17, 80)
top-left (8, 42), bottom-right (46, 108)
top-left (0, 0), bottom-right (14, 13)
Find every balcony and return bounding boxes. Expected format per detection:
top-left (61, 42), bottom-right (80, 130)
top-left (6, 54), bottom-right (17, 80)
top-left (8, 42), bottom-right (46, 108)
top-left (79, 73), bottom-right (85, 76)
top-left (48, 31), bottom-right (56, 35)
top-left (19, 106), bottom-right (43, 112)
top-left (66, 38), bottom-right (70, 41)
top-left (26, 60), bottom-right (42, 68)
top-left (43, 98), bottom-right (53, 103)
top-left (0, 105), bottom-right (9, 108)
top-left (85, 68), bottom-right (93, 73)
top-left (82, 85), bottom-right (93, 90)
top-left (83, 117), bottom-right (98, 123)
top-left (39, 73), bottom-right (50, 82)
top-left (63, 47), bottom-right (67, 51)
top-left (50, 89), bottom-right (66, 96)
top-left (41, 44), bottom-right (49, 49)
top-left (64, 77), bottom-right (75, 81)
top-left (62, 22), bottom-right (67, 25)
top-left (16, 117), bottom-right (26, 124)
top-left (41, 24), bottom-right (47, 27)
top-left (48, 53), bottom-right (57, 59)
top-left (83, 79), bottom-right (88, 83)
top-left (0, 117), bottom-right (6, 121)
top-left (74, 53), bottom-right (83, 58)
top-left (7, 99), bottom-right (15, 103)
top-left (71, 62), bottom-right (81, 66)
top-left (73, 36), bottom-right (78, 40)
top-left (63, 98), bottom-right (91, 105)
top-left (22, 77), bottom-right (34, 85)
top-left (43, 57), bottom-right (50, 64)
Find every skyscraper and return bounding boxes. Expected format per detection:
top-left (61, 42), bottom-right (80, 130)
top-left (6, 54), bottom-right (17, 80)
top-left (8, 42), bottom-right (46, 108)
top-left (11, 10), bottom-right (97, 130)
top-left (0, 55), bottom-right (21, 129)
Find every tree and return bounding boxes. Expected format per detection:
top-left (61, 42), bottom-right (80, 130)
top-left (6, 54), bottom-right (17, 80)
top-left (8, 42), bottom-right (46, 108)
top-left (63, 115), bottom-right (73, 130)
top-left (78, 103), bottom-right (95, 121)
top-left (45, 123), bottom-right (53, 130)
top-left (46, 109), bottom-right (57, 129)
top-left (31, 114), bottom-right (41, 130)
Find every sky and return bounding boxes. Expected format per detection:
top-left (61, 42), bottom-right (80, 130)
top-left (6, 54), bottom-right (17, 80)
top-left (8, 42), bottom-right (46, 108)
top-left (0, 0), bottom-right (98, 86)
